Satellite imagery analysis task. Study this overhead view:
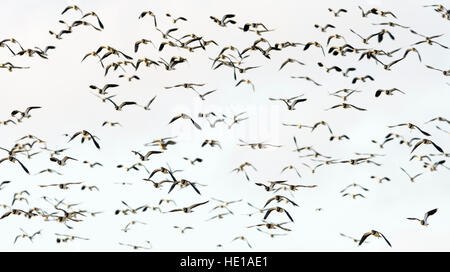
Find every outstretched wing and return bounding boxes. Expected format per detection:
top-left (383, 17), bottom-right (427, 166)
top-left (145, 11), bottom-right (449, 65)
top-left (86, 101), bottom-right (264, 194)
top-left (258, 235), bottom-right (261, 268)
top-left (263, 208), bottom-right (274, 220)
top-left (190, 201), bottom-right (209, 209)
top-left (284, 209), bottom-right (294, 222)
top-left (431, 141), bottom-right (443, 153)
top-left (145, 96), bottom-right (157, 108)
top-left (379, 232), bottom-right (392, 247)
top-left (410, 141), bottom-right (423, 153)
top-left (190, 118), bottom-right (202, 130)
top-left (349, 104), bottom-right (367, 111)
top-left (15, 158), bottom-right (30, 174)
top-left (413, 125), bottom-right (431, 136)
top-left (169, 115), bottom-right (182, 124)
top-left (424, 208), bottom-right (438, 221)
top-left (85, 131), bottom-right (101, 149)
top-left (358, 232), bottom-right (372, 246)
top-left (291, 98), bottom-right (307, 108)
top-left (263, 197), bottom-right (275, 208)
top-left (189, 182), bottom-right (201, 195)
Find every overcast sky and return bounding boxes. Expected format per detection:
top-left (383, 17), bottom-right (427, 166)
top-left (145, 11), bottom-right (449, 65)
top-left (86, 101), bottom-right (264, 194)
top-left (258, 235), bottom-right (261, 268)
top-left (0, 0), bottom-right (449, 251)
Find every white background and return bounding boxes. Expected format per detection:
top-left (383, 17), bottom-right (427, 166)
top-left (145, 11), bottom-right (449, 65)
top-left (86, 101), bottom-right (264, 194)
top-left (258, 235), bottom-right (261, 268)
top-left (0, 0), bottom-right (449, 251)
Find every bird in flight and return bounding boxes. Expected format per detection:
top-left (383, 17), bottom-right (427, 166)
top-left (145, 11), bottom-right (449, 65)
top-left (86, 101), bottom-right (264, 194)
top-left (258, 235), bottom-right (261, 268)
top-left (326, 103), bottom-right (367, 111)
top-left (388, 123), bottom-right (431, 136)
top-left (342, 193), bottom-right (366, 199)
top-left (340, 183), bottom-right (369, 193)
top-left (231, 236), bottom-right (252, 248)
top-left (264, 206), bottom-right (294, 222)
top-left (69, 130), bottom-right (101, 149)
top-left (235, 79), bottom-right (255, 92)
top-left (132, 150), bottom-right (163, 161)
top-left (358, 230), bottom-right (392, 247)
top-left (375, 88), bottom-right (405, 97)
top-left (89, 84), bottom-right (119, 95)
top-left (279, 58), bottom-right (305, 70)
top-left (61, 5), bottom-right (83, 15)
top-left (138, 96), bottom-right (157, 111)
top-left (210, 14), bottom-right (236, 27)
top-left (407, 209), bottom-right (438, 226)
top-left (314, 24), bottom-right (335, 32)
top-left (411, 139), bottom-right (443, 153)
top-left (138, 10), bottom-right (158, 27)
top-left (410, 29), bottom-right (448, 49)
top-left (169, 113), bottom-right (202, 130)
top-left (105, 98), bottom-right (137, 111)
top-left (328, 8), bottom-right (347, 17)
top-left (269, 95), bottom-right (307, 111)
top-left (14, 228), bottom-right (42, 244)
top-left (11, 106), bottom-right (41, 122)
top-left (167, 201), bottom-right (209, 213)
top-left (303, 41), bottom-right (325, 56)
top-left (400, 167), bottom-right (424, 183)
top-left (264, 195), bottom-right (298, 208)
top-left (425, 65), bottom-right (450, 76)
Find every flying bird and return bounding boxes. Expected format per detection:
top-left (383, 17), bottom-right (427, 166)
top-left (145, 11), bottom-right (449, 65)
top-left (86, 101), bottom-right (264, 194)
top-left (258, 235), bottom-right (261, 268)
top-left (169, 114), bottom-right (202, 130)
top-left (358, 230), bottom-right (392, 247)
top-left (167, 201), bottom-right (209, 213)
top-left (210, 14), bottom-right (236, 27)
top-left (11, 106), bottom-right (41, 121)
top-left (132, 150), bottom-right (163, 161)
top-left (139, 11), bottom-right (157, 27)
top-left (105, 98), bottom-right (137, 111)
top-left (375, 88), bottom-right (405, 97)
top-left (328, 8), bottom-right (347, 17)
top-left (411, 139), bottom-right (443, 153)
top-left (89, 84), bottom-right (119, 95)
top-left (407, 209), bottom-right (438, 226)
top-left (235, 79), bottom-right (255, 92)
top-left (264, 206), bottom-right (294, 222)
top-left (279, 58), bottom-right (305, 70)
top-left (326, 103), bottom-right (367, 111)
top-left (269, 96), bottom-right (307, 111)
top-left (69, 130), bottom-right (100, 149)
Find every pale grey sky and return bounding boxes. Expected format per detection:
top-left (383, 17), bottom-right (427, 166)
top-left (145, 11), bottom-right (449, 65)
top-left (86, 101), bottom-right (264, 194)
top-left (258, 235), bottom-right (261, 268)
top-left (0, 0), bottom-right (449, 251)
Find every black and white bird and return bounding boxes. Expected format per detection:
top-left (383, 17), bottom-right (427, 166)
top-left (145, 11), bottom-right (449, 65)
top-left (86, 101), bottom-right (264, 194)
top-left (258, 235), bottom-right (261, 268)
top-left (358, 230), bottom-right (392, 247)
top-left (169, 114), bottom-right (202, 130)
top-left (407, 208), bottom-right (438, 226)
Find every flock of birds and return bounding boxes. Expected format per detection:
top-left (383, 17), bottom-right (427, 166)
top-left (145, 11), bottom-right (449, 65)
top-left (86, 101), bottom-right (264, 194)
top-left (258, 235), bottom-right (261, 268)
top-left (0, 3), bottom-right (449, 251)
